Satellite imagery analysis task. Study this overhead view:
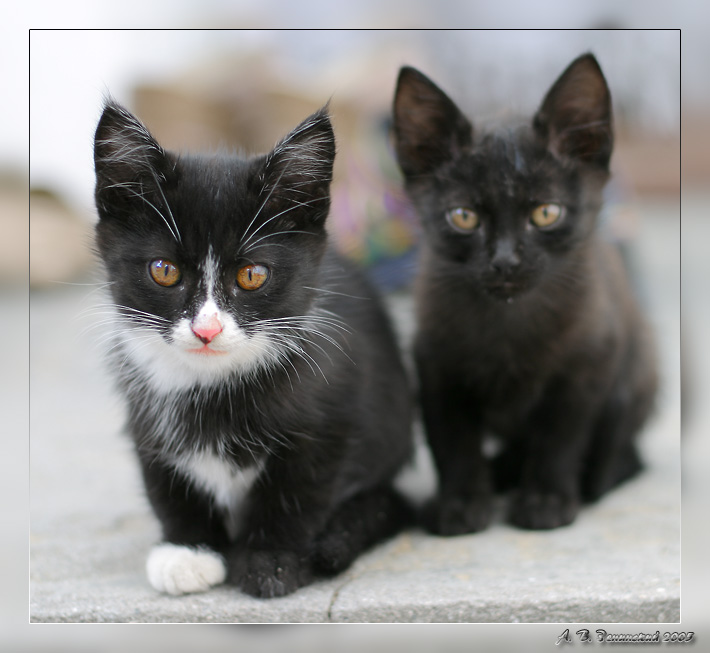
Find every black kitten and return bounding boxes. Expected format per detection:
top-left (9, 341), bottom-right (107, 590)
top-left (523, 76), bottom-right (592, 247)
top-left (393, 54), bottom-right (657, 533)
top-left (93, 100), bottom-right (413, 597)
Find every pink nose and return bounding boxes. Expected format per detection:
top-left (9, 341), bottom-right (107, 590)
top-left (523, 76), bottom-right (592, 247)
top-left (191, 315), bottom-right (223, 344)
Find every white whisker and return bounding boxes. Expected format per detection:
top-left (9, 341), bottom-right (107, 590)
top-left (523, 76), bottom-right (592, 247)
top-left (241, 164), bottom-right (290, 250)
top-left (238, 196), bottom-right (325, 255)
top-left (105, 182), bottom-right (180, 243)
top-left (303, 286), bottom-right (369, 301)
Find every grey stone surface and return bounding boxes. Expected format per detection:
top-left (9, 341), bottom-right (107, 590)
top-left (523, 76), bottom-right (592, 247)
top-left (29, 197), bottom-right (680, 623)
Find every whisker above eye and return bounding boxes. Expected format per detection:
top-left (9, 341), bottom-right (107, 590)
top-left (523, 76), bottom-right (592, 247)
top-left (244, 162), bottom-right (290, 245)
top-left (302, 286), bottom-right (370, 301)
top-left (148, 166), bottom-right (182, 243)
top-left (240, 228), bottom-right (320, 254)
top-left (238, 196), bottom-right (326, 255)
top-left (106, 181), bottom-right (181, 243)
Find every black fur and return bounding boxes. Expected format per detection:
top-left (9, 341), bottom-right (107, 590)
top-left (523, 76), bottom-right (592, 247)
top-left (94, 100), bottom-right (413, 597)
top-left (393, 54), bottom-right (657, 533)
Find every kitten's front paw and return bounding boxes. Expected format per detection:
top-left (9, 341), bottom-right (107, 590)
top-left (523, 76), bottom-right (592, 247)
top-left (146, 543), bottom-right (227, 595)
top-left (233, 550), bottom-right (311, 599)
top-left (509, 491), bottom-right (580, 530)
top-left (424, 494), bottom-right (493, 536)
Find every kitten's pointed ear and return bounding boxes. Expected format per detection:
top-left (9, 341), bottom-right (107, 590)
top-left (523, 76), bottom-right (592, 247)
top-left (393, 66), bottom-right (473, 178)
top-left (93, 99), bottom-right (173, 214)
top-left (533, 54), bottom-right (613, 168)
top-left (262, 106), bottom-right (335, 227)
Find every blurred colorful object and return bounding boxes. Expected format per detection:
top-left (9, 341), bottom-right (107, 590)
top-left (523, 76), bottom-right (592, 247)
top-left (328, 116), bottom-right (419, 290)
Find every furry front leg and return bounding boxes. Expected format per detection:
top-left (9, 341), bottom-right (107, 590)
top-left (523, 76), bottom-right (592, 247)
top-left (507, 380), bottom-right (600, 530)
top-left (417, 362), bottom-right (493, 535)
top-left (138, 456), bottom-right (231, 594)
top-left (509, 489), bottom-right (580, 530)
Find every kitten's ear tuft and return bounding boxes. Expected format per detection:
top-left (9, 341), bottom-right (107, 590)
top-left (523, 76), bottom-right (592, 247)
top-left (262, 106), bottom-right (335, 226)
top-left (392, 66), bottom-right (473, 178)
top-left (94, 98), bottom-right (172, 202)
top-left (533, 54), bottom-right (613, 168)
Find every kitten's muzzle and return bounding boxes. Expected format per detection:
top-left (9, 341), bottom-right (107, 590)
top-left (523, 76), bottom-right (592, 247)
top-left (484, 270), bottom-right (529, 300)
top-left (486, 280), bottom-right (526, 301)
top-left (191, 314), bottom-right (223, 344)
top-left (490, 238), bottom-right (521, 276)
top-left (485, 239), bottom-right (527, 298)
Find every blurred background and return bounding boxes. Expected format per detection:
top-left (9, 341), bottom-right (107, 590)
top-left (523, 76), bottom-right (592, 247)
top-left (8, 1), bottom-right (702, 650)
top-left (23, 28), bottom-right (683, 290)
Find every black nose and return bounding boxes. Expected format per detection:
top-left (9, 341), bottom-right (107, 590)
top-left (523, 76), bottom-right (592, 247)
top-left (490, 238), bottom-right (521, 274)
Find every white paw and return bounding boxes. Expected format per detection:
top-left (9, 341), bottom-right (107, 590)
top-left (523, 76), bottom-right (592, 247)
top-left (146, 543), bottom-right (227, 595)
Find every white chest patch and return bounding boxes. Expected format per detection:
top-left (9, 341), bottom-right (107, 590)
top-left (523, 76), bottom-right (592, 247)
top-left (172, 450), bottom-right (263, 539)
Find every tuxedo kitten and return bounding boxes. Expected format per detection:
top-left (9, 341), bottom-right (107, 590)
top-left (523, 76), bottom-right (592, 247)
top-left (392, 54), bottom-right (657, 533)
top-left (93, 100), bottom-right (413, 597)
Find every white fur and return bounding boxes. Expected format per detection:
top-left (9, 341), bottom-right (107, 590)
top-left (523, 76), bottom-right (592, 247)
top-left (174, 450), bottom-right (261, 509)
top-left (145, 454), bottom-right (262, 594)
top-left (116, 320), bottom-right (277, 393)
top-left (192, 297), bottom-right (221, 332)
top-left (201, 247), bottom-right (219, 300)
top-left (111, 296), bottom-right (279, 394)
top-left (146, 543), bottom-right (227, 595)
top-left (172, 451), bottom-right (263, 538)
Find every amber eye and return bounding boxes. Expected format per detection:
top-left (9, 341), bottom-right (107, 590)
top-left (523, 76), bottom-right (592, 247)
top-left (236, 264), bottom-right (269, 291)
top-left (149, 259), bottom-right (181, 287)
top-left (446, 207), bottom-right (479, 232)
top-left (531, 203), bottom-right (565, 228)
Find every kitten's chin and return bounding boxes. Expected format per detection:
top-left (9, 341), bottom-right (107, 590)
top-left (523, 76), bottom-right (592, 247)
top-left (172, 334), bottom-right (278, 383)
top-left (185, 345), bottom-right (230, 356)
top-left (176, 345), bottom-right (253, 377)
top-left (484, 281), bottom-right (528, 302)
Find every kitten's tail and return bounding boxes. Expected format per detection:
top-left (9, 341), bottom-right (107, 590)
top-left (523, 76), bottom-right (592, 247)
top-left (310, 485), bottom-right (414, 576)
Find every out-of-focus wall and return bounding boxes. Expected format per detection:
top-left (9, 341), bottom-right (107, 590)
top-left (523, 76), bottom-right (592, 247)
top-left (25, 28), bottom-right (681, 290)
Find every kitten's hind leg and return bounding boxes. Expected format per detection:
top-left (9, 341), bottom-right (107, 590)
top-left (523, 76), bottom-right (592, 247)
top-left (310, 485), bottom-right (414, 576)
top-left (582, 331), bottom-right (656, 502)
top-left (581, 394), bottom-right (647, 502)
top-left (227, 486), bottom-right (411, 597)
top-left (582, 435), bottom-right (644, 502)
